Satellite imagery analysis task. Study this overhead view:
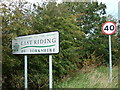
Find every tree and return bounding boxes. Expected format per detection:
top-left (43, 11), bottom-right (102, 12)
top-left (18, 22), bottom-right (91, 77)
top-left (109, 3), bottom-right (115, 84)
top-left (2, 2), bottom-right (33, 88)
top-left (2, 1), bottom-right (119, 89)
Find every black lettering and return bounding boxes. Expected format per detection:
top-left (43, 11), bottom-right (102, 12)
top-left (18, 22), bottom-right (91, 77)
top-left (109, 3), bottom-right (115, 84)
top-left (40, 40), bottom-right (44, 44)
top-left (44, 39), bottom-right (47, 43)
top-left (41, 49), bottom-right (46, 52)
top-left (52, 38), bottom-right (56, 43)
top-left (38, 49), bottom-right (40, 52)
top-left (49, 49), bottom-right (52, 52)
top-left (21, 41), bottom-right (23, 45)
top-left (30, 40), bottom-right (32, 45)
top-left (26, 41), bottom-right (29, 45)
top-left (104, 25), bottom-right (109, 31)
top-left (110, 25), bottom-right (114, 31)
top-left (21, 50), bottom-right (25, 52)
top-left (34, 40), bottom-right (37, 44)
top-left (47, 39), bottom-right (51, 43)
top-left (53, 48), bottom-right (55, 52)
top-left (44, 49), bottom-right (46, 52)
top-left (37, 40), bottom-right (39, 44)
top-left (30, 49), bottom-right (31, 52)
top-left (35, 49), bottom-right (37, 52)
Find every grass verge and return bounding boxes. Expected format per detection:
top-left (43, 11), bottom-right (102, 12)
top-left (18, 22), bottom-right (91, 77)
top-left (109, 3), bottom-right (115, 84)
top-left (54, 65), bottom-right (118, 88)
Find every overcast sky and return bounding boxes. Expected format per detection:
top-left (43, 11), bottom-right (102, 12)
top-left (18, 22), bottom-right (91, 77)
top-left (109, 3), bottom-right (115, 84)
top-left (25, 0), bottom-right (119, 18)
top-left (98, 0), bottom-right (119, 19)
top-left (2, 0), bottom-right (119, 18)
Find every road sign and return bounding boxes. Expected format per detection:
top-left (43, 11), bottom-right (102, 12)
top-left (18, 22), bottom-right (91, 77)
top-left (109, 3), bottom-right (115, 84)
top-left (12, 31), bottom-right (60, 89)
top-left (102, 21), bottom-right (117, 82)
top-left (102, 21), bottom-right (116, 35)
top-left (12, 31), bottom-right (59, 54)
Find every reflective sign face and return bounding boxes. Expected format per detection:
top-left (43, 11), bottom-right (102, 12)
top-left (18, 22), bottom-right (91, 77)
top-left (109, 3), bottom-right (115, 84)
top-left (102, 21), bottom-right (116, 35)
top-left (12, 31), bottom-right (59, 54)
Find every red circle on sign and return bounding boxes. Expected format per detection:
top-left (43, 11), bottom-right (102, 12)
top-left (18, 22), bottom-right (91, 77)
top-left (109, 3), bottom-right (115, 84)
top-left (102, 21), bottom-right (117, 35)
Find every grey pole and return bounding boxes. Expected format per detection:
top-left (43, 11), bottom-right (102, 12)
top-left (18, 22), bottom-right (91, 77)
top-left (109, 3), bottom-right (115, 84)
top-left (25, 55), bottom-right (28, 89)
top-left (109, 35), bottom-right (112, 82)
top-left (91, 0), bottom-right (92, 4)
top-left (49, 55), bottom-right (52, 89)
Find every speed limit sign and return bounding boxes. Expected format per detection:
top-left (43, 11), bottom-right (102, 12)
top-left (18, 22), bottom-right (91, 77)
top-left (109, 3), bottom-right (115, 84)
top-left (102, 21), bottom-right (117, 82)
top-left (102, 21), bottom-right (116, 35)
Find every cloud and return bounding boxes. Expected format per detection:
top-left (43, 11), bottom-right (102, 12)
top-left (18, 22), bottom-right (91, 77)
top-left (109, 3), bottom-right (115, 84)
top-left (98, 0), bottom-right (118, 18)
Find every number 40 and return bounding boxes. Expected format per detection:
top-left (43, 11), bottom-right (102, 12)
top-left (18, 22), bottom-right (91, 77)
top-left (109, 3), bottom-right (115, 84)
top-left (104, 25), bottom-right (114, 31)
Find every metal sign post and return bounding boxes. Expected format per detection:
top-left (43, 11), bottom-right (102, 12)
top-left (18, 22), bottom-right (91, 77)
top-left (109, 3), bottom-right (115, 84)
top-left (49, 55), bottom-right (52, 89)
top-left (109, 35), bottom-right (112, 82)
top-left (24, 55), bottom-right (28, 89)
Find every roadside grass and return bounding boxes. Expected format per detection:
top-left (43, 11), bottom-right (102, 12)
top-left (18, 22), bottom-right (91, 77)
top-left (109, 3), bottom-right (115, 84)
top-left (54, 65), bottom-right (118, 88)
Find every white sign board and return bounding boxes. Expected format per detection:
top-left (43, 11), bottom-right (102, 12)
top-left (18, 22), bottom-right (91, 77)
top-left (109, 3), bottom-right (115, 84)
top-left (102, 21), bottom-right (116, 35)
top-left (12, 31), bottom-right (59, 54)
